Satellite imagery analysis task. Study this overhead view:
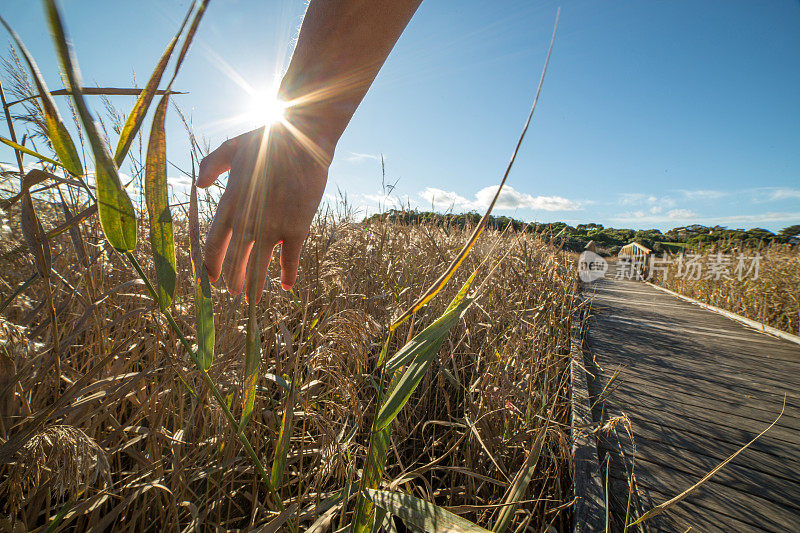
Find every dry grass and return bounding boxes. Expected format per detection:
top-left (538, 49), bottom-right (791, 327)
top-left (0, 193), bottom-right (578, 530)
top-left (650, 244), bottom-right (800, 335)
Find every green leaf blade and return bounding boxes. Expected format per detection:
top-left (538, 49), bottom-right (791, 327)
top-left (189, 181), bottom-right (214, 371)
top-left (491, 426), bottom-right (548, 533)
top-left (0, 14), bottom-right (83, 178)
top-left (0, 136), bottom-right (65, 171)
top-left (241, 303), bottom-right (261, 425)
top-left (113, 3), bottom-right (194, 166)
top-left (45, 0), bottom-right (137, 252)
top-left (385, 272), bottom-right (476, 375)
top-left (351, 419), bottom-right (392, 533)
top-left (376, 274), bottom-right (477, 432)
top-left (144, 95), bottom-right (175, 310)
top-left (364, 489), bottom-right (491, 533)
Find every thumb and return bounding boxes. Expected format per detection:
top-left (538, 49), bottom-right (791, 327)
top-left (196, 137), bottom-right (240, 188)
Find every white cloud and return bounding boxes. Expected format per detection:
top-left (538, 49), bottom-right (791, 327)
top-left (419, 185), bottom-right (580, 212)
top-left (345, 152), bottom-right (382, 163)
top-left (667, 208), bottom-right (697, 219)
top-left (362, 193), bottom-right (411, 209)
top-left (766, 188), bottom-right (800, 201)
top-left (611, 210), bottom-right (800, 225)
top-left (169, 175), bottom-right (194, 190)
top-left (419, 187), bottom-right (471, 210)
top-left (678, 189), bottom-right (728, 200)
top-left (618, 192), bottom-right (675, 208)
top-left (618, 193), bottom-right (650, 206)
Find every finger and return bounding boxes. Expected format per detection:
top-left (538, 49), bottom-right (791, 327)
top-left (246, 237), bottom-right (277, 304)
top-left (279, 235), bottom-right (305, 291)
top-left (197, 139), bottom-right (239, 188)
top-left (197, 128), bottom-right (266, 188)
top-left (204, 191), bottom-right (236, 282)
top-left (223, 226), bottom-right (255, 296)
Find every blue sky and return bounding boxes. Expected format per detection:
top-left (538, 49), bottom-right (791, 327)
top-left (2, 0), bottom-right (799, 232)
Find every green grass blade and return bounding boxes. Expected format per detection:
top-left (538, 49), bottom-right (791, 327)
top-left (189, 178), bottom-right (214, 371)
top-left (351, 373), bottom-right (398, 533)
top-left (491, 424), bottom-right (548, 533)
top-left (0, 136), bottom-right (66, 170)
top-left (270, 394), bottom-right (294, 489)
top-left (365, 489), bottom-right (491, 533)
top-left (144, 94), bottom-right (175, 310)
top-left (385, 272), bottom-right (476, 375)
top-left (167, 0), bottom-right (209, 87)
top-left (241, 300), bottom-right (261, 426)
top-left (389, 11), bottom-right (558, 332)
top-left (113, 3), bottom-right (194, 165)
top-left (270, 322), bottom-right (300, 487)
top-left (45, 0), bottom-right (136, 252)
top-left (375, 273), bottom-right (477, 432)
top-left (0, 14), bottom-right (83, 178)
top-left (352, 273), bottom-right (478, 532)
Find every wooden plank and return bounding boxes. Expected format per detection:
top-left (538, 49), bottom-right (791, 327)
top-left (610, 375), bottom-right (800, 426)
top-left (590, 297), bottom-right (800, 358)
top-left (619, 481), bottom-right (774, 533)
top-left (599, 412), bottom-right (800, 484)
top-left (610, 458), bottom-right (796, 532)
top-left (590, 332), bottom-right (800, 398)
top-left (589, 315), bottom-right (800, 389)
top-left (589, 288), bottom-right (800, 354)
top-left (604, 401), bottom-right (800, 466)
top-left (600, 431), bottom-right (800, 513)
top-left (594, 326), bottom-right (800, 373)
top-left (647, 282), bottom-right (800, 347)
top-left (610, 390), bottom-right (799, 446)
top-left (594, 362), bottom-right (799, 414)
top-left (570, 321), bottom-right (605, 533)
top-left (584, 276), bottom-right (800, 531)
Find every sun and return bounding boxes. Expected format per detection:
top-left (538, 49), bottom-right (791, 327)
top-left (250, 91), bottom-right (288, 125)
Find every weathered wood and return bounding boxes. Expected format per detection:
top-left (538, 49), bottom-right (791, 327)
top-left (599, 413), bottom-right (800, 485)
top-left (600, 432), bottom-right (800, 513)
top-left (570, 318), bottom-right (605, 533)
top-left (647, 282), bottom-right (800, 347)
top-left (611, 478), bottom-right (776, 533)
top-left (609, 459), bottom-right (797, 532)
top-left (583, 274), bottom-right (800, 532)
top-left (613, 392), bottom-right (799, 446)
top-left (611, 376), bottom-right (800, 426)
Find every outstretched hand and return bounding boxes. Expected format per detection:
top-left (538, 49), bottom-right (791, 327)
top-left (196, 123), bottom-right (330, 303)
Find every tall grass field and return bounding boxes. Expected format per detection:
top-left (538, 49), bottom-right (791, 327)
top-left (0, 2), bottom-right (580, 530)
top-left (649, 245), bottom-right (800, 336)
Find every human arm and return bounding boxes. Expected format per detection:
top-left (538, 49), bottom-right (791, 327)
top-left (196, 0), bottom-right (422, 302)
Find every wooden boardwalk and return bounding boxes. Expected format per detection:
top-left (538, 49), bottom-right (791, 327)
top-left (582, 273), bottom-right (800, 532)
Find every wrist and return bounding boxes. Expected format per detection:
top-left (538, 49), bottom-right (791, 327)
top-left (278, 76), bottom-right (359, 161)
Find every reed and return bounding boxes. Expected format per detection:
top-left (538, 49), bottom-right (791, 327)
top-left (649, 244), bottom-right (800, 335)
top-left (0, 2), bottom-right (576, 530)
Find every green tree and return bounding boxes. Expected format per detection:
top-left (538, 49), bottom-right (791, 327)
top-left (779, 225), bottom-right (800, 238)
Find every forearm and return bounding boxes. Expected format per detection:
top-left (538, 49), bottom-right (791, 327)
top-left (279, 0), bottom-right (421, 153)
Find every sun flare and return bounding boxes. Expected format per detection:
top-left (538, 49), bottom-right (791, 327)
top-left (250, 91), bottom-right (288, 125)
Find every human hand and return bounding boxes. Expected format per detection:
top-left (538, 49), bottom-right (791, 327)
top-left (196, 123), bottom-right (330, 302)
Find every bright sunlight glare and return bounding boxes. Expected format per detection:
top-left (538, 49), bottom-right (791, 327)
top-left (250, 91), bottom-right (288, 125)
